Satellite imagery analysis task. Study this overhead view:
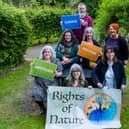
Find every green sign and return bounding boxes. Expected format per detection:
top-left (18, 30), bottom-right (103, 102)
top-left (30, 58), bottom-right (57, 80)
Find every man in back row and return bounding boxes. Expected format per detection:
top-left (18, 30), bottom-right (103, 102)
top-left (73, 2), bottom-right (93, 43)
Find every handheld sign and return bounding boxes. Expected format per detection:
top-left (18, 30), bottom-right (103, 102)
top-left (30, 58), bottom-right (57, 80)
top-left (61, 15), bottom-right (81, 30)
top-left (78, 41), bottom-right (102, 61)
top-left (46, 87), bottom-right (121, 129)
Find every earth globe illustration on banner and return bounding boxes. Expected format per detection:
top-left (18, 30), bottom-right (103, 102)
top-left (84, 93), bottom-right (117, 122)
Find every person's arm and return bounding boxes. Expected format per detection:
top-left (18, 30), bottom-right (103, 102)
top-left (55, 71), bottom-right (62, 77)
top-left (62, 44), bottom-right (79, 64)
top-left (87, 16), bottom-right (93, 27)
top-left (82, 16), bottom-right (93, 28)
top-left (124, 60), bottom-right (128, 67)
top-left (119, 36), bottom-right (129, 62)
top-left (82, 31), bottom-right (86, 41)
top-left (55, 59), bottom-right (63, 72)
top-left (120, 62), bottom-right (126, 90)
top-left (80, 18), bottom-right (88, 27)
top-left (55, 43), bottom-right (64, 60)
top-left (70, 56), bottom-right (79, 63)
top-left (92, 61), bottom-right (103, 88)
top-left (70, 44), bottom-right (79, 63)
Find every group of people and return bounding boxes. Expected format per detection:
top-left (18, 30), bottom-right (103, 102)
top-left (31, 2), bottom-right (129, 115)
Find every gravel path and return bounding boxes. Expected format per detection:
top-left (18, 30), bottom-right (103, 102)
top-left (21, 44), bottom-right (56, 115)
top-left (24, 44), bottom-right (56, 61)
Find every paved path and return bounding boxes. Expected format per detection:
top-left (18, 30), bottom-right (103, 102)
top-left (24, 44), bottom-right (56, 61)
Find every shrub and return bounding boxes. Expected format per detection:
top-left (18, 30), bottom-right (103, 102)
top-left (31, 39), bottom-right (40, 45)
top-left (0, 3), bottom-right (31, 70)
top-left (81, 0), bottom-right (102, 18)
top-left (48, 35), bottom-right (59, 43)
top-left (94, 0), bottom-right (129, 42)
top-left (25, 6), bottom-right (75, 44)
top-left (39, 37), bottom-right (47, 44)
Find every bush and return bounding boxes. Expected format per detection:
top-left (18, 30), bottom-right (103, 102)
top-left (39, 37), bottom-right (47, 44)
top-left (25, 6), bottom-right (76, 44)
top-left (48, 35), bottom-right (59, 43)
top-left (94, 0), bottom-right (129, 42)
top-left (31, 39), bottom-right (40, 45)
top-left (0, 3), bottom-right (31, 70)
top-left (81, 0), bottom-right (102, 18)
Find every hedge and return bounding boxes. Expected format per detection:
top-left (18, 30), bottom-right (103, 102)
top-left (25, 6), bottom-right (76, 44)
top-left (0, 4), bottom-right (76, 70)
top-left (0, 3), bottom-right (31, 70)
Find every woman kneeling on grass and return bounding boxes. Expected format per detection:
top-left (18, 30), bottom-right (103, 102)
top-left (32, 45), bottom-right (63, 115)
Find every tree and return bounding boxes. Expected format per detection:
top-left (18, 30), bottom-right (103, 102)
top-left (95, 0), bottom-right (129, 42)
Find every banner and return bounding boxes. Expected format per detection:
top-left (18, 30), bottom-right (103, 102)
top-left (46, 87), bottom-right (121, 129)
top-left (78, 41), bottom-right (102, 61)
top-left (61, 15), bottom-right (81, 30)
top-left (30, 58), bottom-right (57, 80)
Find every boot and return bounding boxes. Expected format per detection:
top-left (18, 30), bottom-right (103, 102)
top-left (36, 101), bottom-right (46, 115)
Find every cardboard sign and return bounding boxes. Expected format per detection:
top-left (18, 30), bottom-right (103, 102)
top-left (30, 58), bottom-right (57, 80)
top-left (61, 15), bottom-right (81, 30)
top-left (78, 41), bottom-right (102, 61)
top-left (46, 86), bottom-right (121, 129)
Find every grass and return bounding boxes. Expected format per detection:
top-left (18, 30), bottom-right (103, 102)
top-left (0, 63), bottom-right (129, 129)
top-left (120, 65), bottom-right (129, 129)
top-left (0, 63), bottom-right (45, 129)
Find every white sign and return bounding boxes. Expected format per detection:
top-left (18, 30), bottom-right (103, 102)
top-left (45, 87), bottom-right (122, 129)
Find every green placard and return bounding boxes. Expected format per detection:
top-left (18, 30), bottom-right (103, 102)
top-left (30, 58), bottom-right (57, 80)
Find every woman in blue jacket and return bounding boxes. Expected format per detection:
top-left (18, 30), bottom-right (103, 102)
top-left (92, 46), bottom-right (126, 90)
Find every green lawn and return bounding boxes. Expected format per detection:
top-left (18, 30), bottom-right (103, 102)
top-left (0, 63), bottom-right (45, 129)
top-left (0, 63), bottom-right (129, 129)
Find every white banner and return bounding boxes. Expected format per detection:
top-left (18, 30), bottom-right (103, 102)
top-left (45, 87), bottom-right (121, 129)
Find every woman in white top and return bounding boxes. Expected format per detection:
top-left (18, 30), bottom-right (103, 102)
top-left (92, 46), bottom-right (126, 90)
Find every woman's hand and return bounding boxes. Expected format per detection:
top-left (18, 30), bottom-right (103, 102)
top-left (80, 19), bottom-right (88, 26)
top-left (97, 82), bottom-right (103, 88)
top-left (80, 58), bottom-right (83, 62)
top-left (62, 57), bottom-right (71, 64)
top-left (121, 84), bottom-right (126, 90)
top-left (98, 51), bottom-right (103, 56)
top-left (55, 71), bottom-right (62, 77)
top-left (88, 85), bottom-right (93, 89)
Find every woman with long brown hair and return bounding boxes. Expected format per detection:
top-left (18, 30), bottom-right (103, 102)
top-left (92, 46), bottom-right (126, 90)
top-left (55, 30), bottom-right (79, 79)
